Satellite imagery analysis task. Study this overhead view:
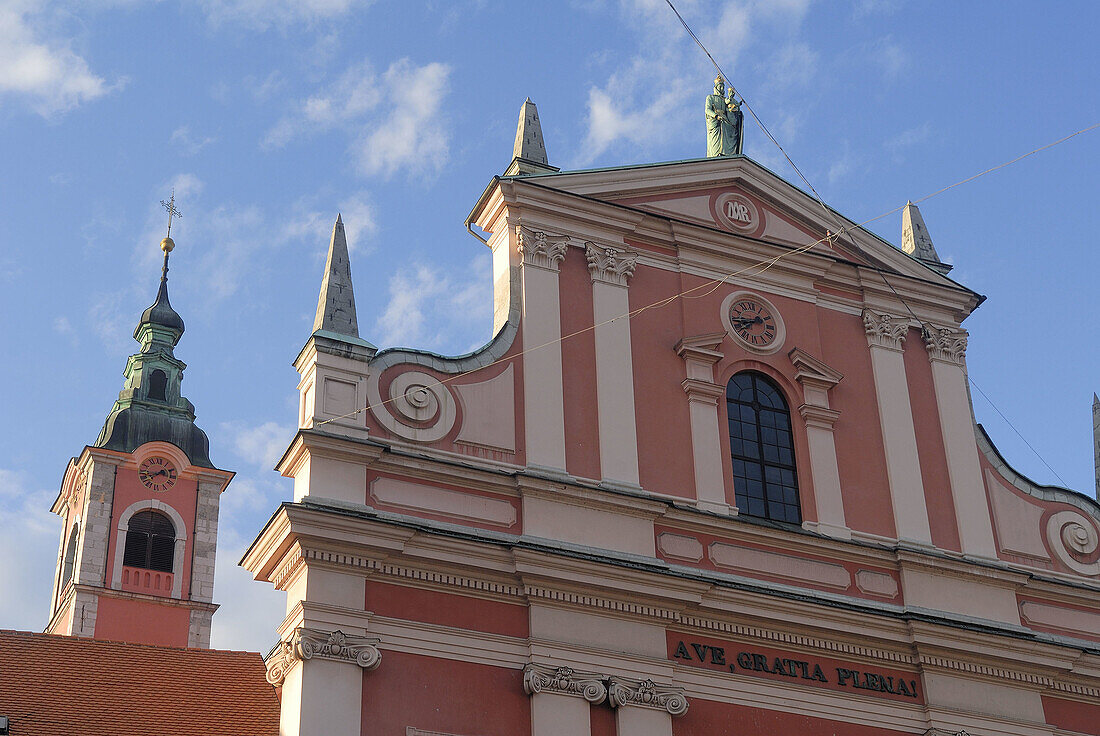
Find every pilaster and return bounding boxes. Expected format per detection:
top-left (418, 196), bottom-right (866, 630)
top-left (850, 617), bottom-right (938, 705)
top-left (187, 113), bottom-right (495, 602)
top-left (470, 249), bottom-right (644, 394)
top-left (524, 663), bottom-right (606, 736)
top-left (266, 627), bottom-right (382, 736)
top-left (923, 324), bottom-right (997, 559)
top-left (586, 242), bottom-right (641, 488)
top-left (862, 309), bottom-right (933, 546)
top-left (190, 476), bottom-right (223, 603)
top-left (676, 334), bottom-right (732, 515)
top-left (609, 676), bottom-right (687, 736)
top-left (518, 226), bottom-right (570, 473)
top-left (76, 456), bottom-right (120, 587)
top-left (788, 347), bottom-right (850, 540)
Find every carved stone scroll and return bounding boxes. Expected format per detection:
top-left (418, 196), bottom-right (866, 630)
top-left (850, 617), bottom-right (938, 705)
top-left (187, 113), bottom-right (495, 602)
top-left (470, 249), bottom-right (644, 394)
top-left (522, 663), bottom-right (607, 704)
top-left (607, 676), bottom-right (689, 716)
top-left (265, 627), bottom-right (382, 685)
top-left (923, 323), bottom-right (968, 365)
top-left (862, 309), bottom-right (910, 351)
top-left (517, 227), bottom-right (569, 271)
top-left (585, 243), bottom-right (637, 286)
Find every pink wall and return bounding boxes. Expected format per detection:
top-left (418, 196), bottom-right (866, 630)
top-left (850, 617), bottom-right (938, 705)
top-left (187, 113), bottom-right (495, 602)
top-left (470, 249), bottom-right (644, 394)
top-left (93, 595), bottom-right (190, 648)
top-left (1042, 695), bottom-right (1100, 735)
top-left (364, 580), bottom-right (529, 639)
top-left (559, 245), bottom-right (602, 482)
top-left (816, 307), bottom-right (897, 538)
top-left (628, 265), bottom-right (697, 499)
top-left (903, 331), bottom-right (960, 551)
top-left (360, 651), bottom-right (530, 736)
top-left (674, 697), bottom-right (912, 736)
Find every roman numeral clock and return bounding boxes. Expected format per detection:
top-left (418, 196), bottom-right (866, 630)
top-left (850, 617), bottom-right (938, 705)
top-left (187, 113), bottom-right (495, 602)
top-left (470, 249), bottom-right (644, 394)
top-left (724, 291), bottom-right (786, 354)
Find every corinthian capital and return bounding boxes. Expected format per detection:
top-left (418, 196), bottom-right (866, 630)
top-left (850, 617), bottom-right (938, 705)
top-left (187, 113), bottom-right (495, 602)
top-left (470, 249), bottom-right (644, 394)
top-left (923, 323), bottom-right (968, 364)
top-left (265, 627), bottom-right (382, 685)
top-left (862, 309), bottom-right (910, 351)
top-left (585, 242), bottom-right (637, 286)
top-left (607, 676), bottom-right (689, 716)
top-left (517, 226), bottom-right (569, 271)
top-left (522, 663), bottom-right (607, 703)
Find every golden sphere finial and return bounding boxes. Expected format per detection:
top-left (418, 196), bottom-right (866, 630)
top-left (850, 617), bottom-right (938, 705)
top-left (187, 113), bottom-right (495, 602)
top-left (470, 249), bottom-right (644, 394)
top-left (161, 237), bottom-right (175, 253)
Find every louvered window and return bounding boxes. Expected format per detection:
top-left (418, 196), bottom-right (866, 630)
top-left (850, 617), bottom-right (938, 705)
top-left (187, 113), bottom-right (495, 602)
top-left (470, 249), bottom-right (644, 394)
top-left (727, 372), bottom-right (802, 524)
top-left (123, 510), bottom-right (176, 572)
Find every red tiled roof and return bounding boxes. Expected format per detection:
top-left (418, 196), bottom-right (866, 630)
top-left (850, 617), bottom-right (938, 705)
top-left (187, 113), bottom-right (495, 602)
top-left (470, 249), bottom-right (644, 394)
top-left (0, 630), bottom-right (279, 736)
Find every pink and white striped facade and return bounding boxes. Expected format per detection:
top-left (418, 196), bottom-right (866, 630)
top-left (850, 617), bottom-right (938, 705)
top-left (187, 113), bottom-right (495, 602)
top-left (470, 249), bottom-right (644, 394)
top-left (245, 153), bottom-right (1100, 736)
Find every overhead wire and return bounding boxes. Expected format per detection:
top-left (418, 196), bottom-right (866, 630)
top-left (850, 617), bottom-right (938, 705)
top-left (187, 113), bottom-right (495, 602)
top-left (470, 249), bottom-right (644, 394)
top-left (318, 11), bottom-right (1096, 491)
top-left (316, 116), bottom-right (1096, 431)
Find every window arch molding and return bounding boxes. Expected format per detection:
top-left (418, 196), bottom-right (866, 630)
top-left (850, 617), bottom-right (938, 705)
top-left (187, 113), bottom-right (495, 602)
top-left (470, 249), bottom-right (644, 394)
top-left (721, 365), bottom-right (808, 524)
top-left (111, 499), bottom-right (187, 599)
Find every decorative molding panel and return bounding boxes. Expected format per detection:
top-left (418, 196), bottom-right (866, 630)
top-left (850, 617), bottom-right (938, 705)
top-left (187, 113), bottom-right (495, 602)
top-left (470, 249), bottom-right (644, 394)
top-left (607, 676), bottom-right (689, 716)
top-left (657, 532), bottom-right (705, 563)
top-left (522, 663), bottom-right (608, 703)
top-left (862, 309), bottom-right (909, 351)
top-left (708, 542), bottom-right (852, 590)
top-left (265, 627), bottom-right (382, 685)
top-left (855, 569), bottom-right (899, 599)
top-left (453, 365), bottom-right (516, 453)
top-left (923, 323), bottom-right (968, 364)
top-left (370, 477), bottom-right (517, 528)
top-left (517, 227), bottom-right (569, 271)
top-left (585, 242), bottom-right (637, 286)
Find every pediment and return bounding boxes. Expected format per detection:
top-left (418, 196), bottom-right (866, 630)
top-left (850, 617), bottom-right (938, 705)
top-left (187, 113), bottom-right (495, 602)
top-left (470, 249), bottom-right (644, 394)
top-left (526, 156), bottom-right (961, 288)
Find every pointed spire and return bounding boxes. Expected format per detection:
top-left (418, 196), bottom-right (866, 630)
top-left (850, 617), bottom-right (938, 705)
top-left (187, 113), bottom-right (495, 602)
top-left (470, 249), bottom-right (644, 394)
top-left (505, 98), bottom-right (559, 176)
top-left (313, 214), bottom-right (359, 338)
top-left (1093, 393), bottom-right (1099, 498)
top-left (136, 237), bottom-right (185, 341)
top-left (901, 201), bottom-right (951, 275)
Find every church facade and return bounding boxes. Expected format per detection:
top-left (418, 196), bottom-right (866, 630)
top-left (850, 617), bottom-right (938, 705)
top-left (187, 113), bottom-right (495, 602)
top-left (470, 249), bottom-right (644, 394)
top-left (241, 98), bottom-right (1100, 736)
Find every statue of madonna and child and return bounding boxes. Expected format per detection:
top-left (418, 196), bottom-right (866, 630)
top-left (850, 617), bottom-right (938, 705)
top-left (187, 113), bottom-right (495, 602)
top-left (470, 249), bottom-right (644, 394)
top-left (705, 75), bottom-right (744, 158)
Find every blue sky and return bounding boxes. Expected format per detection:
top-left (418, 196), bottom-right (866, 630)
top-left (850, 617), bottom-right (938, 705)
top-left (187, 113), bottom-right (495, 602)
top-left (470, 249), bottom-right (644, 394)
top-left (1, 0), bottom-right (1097, 652)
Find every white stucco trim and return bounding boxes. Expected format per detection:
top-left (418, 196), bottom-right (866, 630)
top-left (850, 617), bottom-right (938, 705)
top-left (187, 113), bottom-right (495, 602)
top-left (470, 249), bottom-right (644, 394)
top-left (112, 499), bottom-right (188, 599)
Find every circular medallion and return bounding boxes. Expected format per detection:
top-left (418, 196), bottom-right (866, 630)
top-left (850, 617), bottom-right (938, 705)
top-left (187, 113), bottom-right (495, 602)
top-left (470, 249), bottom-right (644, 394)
top-left (723, 291), bottom-right (785, 354)
top-left (714, 192), bottom-right (760, 233)
top-left (139, 456), bottom-right (178, 491)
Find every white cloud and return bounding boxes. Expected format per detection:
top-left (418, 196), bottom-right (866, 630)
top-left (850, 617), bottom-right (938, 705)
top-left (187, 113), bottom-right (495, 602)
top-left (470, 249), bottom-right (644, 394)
top-left (375, 253), bottom-right (492, 353)
top-left (885, 122), bottom-right (931, 160)
top-left (170, 125), bottom-right (217, 156)
top-left (767, 42), bottom-right (817, 89)
top-left (577, 0), bottom-right (814, 164)
top-left (0, 0), bottom-right (119, 117)
top-left (224, 420), bottom-right (294, 469)
top-left (281, 189), bottom-right (377, 254)
top-left (53, 316), bottom-right (78, 346)
top-left (867, 35), bottom-right (907, 79)
top-left (0, 467), bottom-right (62, 632)
top-left (194, 0), bottom-right (370, 31)
top-left (264, 57), bottom-right (452, 181)
top-left (88, 290), bottom-right (131, 352)
top-left (208, 531), bottom-right (285, 652)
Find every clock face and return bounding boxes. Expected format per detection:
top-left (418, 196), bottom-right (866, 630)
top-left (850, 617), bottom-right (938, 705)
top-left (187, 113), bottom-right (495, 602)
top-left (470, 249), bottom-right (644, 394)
top-left (728, 297), bottom-right (779, 348)
top-left (139, 457), bottom-right (177, 491)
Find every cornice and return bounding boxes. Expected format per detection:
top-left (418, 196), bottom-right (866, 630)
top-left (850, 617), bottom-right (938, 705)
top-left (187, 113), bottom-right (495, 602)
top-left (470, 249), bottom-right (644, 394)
top-left (515, 474), bottom-right (668, 519)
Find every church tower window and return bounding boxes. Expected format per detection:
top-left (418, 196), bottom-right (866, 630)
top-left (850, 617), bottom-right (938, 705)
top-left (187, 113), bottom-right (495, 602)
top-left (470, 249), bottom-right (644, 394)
top-left (122, 510), bottom-right (176, 573)
top-left (59, 523), bottom-right (79, 594)
top-left (148, 369), bottom-right (168, 401)
top-left (727, 372), bottom-right (801, 523)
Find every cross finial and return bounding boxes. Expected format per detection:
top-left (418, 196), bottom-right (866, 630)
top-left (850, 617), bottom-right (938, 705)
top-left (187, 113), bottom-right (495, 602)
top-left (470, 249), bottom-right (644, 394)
top-left (160, 190), bottom-right (183, 238)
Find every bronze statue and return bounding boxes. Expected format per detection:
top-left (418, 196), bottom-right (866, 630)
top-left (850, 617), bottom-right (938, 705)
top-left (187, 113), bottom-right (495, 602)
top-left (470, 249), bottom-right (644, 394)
top-left (705, 75), bottom-right (743, 157)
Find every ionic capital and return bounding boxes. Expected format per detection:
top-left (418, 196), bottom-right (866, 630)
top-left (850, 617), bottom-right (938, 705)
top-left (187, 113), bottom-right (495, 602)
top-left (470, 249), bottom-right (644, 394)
top-left (522, 663), bottom-right (607, 703)
top-left (607, 676), bottom-right (689, 717)
top-left (922, 323), bottom-right (968, 365)
top-left (517, 226), bottom-right (569, 271)
top-left (862, 309), bottom-right (910, 351)
top-left (585, 242), bottom-right (637, 286)
top-left (265, 627), bottom-right (382, 685)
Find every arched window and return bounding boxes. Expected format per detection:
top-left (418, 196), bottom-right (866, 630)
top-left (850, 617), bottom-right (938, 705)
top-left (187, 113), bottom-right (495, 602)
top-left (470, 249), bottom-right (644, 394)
top-left (727, 372), bottom-right (801, 523)
top-left (60, 523), bottom-right (79, 593)
top-left (122, 510), bottom-right (175, 572)
top-left (148, 369), bottom-right (168, 401)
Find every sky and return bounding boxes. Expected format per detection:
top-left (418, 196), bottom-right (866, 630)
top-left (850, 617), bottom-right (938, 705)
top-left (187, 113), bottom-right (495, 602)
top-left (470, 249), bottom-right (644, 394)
top-left (1, 0), bottom-right (1098, 653)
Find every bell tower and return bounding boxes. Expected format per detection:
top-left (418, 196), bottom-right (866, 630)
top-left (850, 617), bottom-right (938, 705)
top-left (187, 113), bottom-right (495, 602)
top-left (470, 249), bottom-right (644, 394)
top-left (45, 215), bottom-right (233, 648)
